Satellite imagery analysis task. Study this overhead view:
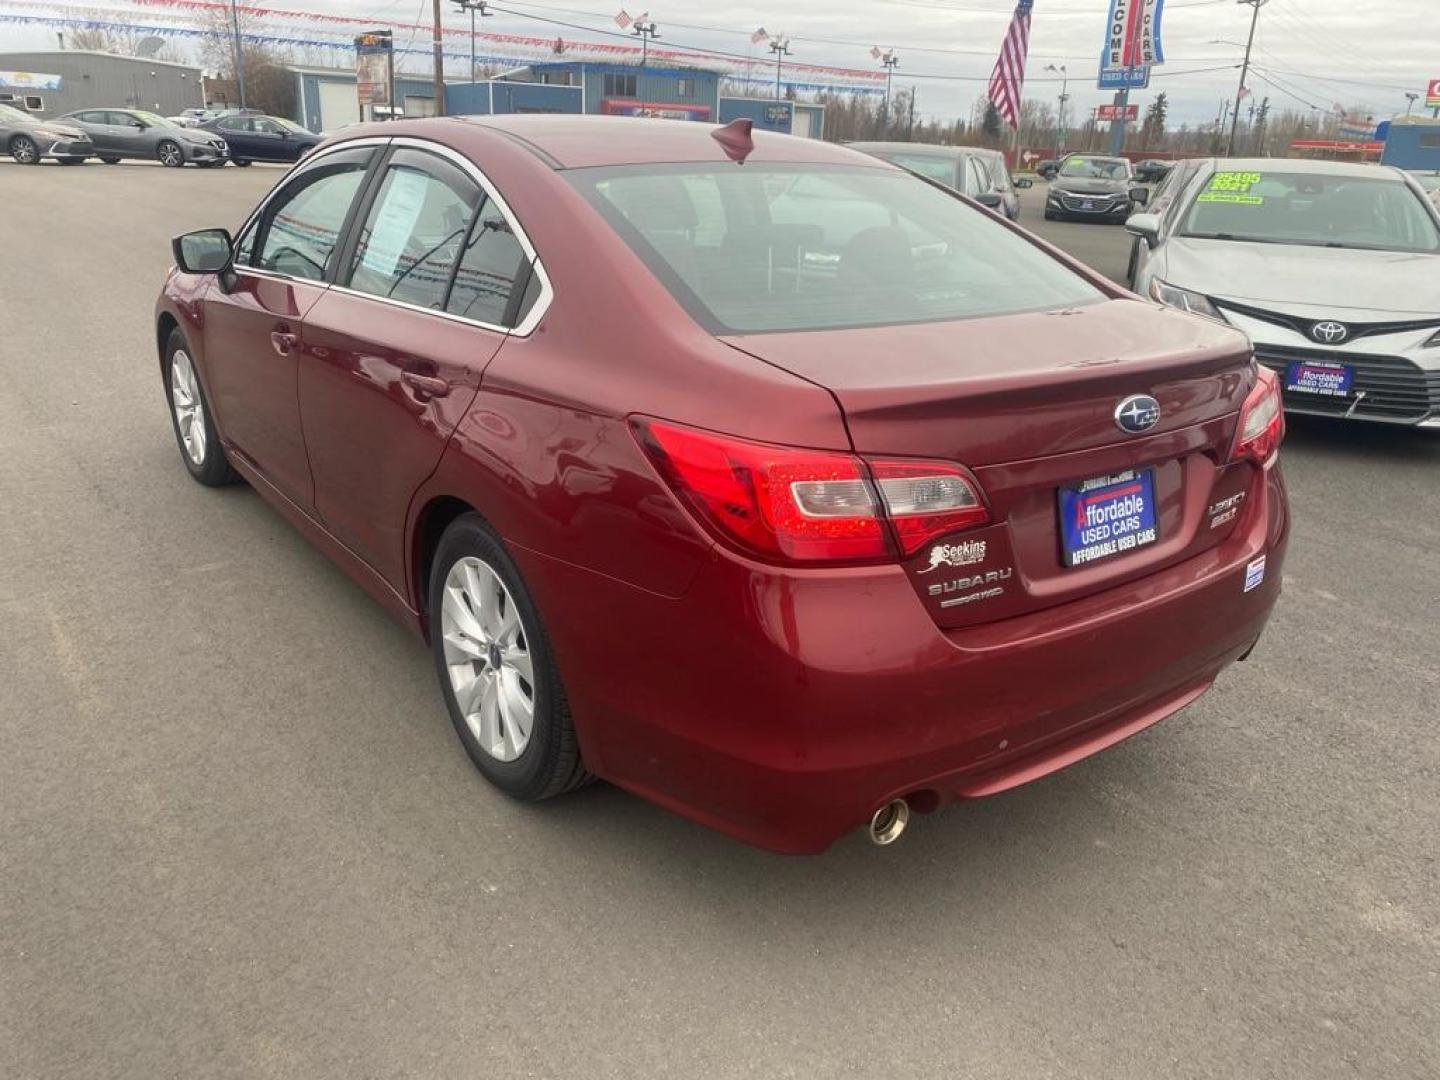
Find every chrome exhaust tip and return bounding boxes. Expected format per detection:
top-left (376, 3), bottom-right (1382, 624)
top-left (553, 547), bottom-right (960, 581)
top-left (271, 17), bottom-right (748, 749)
top-left (867, 799), bottom-right (910, 846)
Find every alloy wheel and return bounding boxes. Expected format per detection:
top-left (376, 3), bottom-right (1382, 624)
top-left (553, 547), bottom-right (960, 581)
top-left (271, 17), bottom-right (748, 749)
top-left (158, 141), bottom-right (183, 167)
top-left (12, 136), bottom-right (37, 164)
top-left (440, 557), bottom-right (536, 762)
top-left (169, 349), bottom-right (207, 465)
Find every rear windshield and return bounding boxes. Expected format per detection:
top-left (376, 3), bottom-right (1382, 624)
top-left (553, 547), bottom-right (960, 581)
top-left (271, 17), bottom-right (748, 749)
top-left (1181, 170), bottom-right (1440, 253)
top-left (568, 163), bottom-right (1103, 334)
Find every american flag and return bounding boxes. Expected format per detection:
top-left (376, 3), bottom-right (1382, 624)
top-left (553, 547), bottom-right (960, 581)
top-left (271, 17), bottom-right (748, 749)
top-left (614, 8), bottom-right (632, 28)
top-left (751, 27), bottom-right (769, 44)
top-left (986, 0), bottom-right (1033, 130)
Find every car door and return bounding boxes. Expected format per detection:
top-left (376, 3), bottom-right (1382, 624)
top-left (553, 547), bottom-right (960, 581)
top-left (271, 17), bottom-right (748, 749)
top-left (215, 115), bottom-right (254, 157)
top-left (201, 145), bottom-right (379, 506)
top-left (107, 111), bottom-right (150, 158)
top-left (63, 110), bottom-right (105, 149)
top-left (247, 118), bottom-right (290, 161)
top-left (297, 144), bottom-right (537, 588)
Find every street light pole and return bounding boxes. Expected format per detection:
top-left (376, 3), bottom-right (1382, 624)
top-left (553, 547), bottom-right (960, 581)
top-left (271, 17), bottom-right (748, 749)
top-left (431, 0), bottom-right (446, 116)
top-left (1227, 0), bottom-right (1266, 156)
top-left (1405, 92), bottom-right (1418, 116)
top-left (769, 37), bottom-right (791, 101)
top-left (878, 50), bottom-right (899, 135)
top-left (451, 0), bottom-right (491, 86)
top-left (632, 19), bottom-right (659, 66)
top-left (1046, 63), bottom-right (1067, 157)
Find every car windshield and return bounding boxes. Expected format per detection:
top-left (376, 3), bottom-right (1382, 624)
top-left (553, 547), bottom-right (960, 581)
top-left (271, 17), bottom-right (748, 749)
top-left (1059, 156), bottom-right (1129, 180)
top-left (270, 116), bottom-right (307, 133)
top-left (569, 163), bottom-right (1104, 334)
top-left (1180, 169), bottom-right (1440, 253)
top-left (0, 103), bottom-right (33, 123)
top-left (880, 153), bottom-right (957, 186)
top-left (132, 110), bottom-right (177, 128)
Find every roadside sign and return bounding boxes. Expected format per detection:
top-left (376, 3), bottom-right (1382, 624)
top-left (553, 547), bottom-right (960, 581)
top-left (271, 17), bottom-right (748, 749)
top-left (1427, 78), bottom-right (1440, 109)
top-left (1095, 104), bottom-right (1140, 121)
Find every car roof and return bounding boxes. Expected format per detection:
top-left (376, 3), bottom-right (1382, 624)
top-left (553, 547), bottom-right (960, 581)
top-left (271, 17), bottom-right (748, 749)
top-left (849, 141), bottom-right (974, 159)
top-left (1204, 157), bottom-right (1407, 179)
top-left (376, 115), bottom-right (894, 170)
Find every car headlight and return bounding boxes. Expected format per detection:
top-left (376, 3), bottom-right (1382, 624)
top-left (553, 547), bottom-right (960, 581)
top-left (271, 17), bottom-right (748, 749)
top-left (1149, 279), bottom-right (1225, 321)
top-left (32, 129), bottom-right (63, 140)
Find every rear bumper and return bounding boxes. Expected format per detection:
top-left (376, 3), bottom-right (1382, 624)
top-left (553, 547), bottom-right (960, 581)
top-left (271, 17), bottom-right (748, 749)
top-left (519, 461), bottom-right (1289, 854)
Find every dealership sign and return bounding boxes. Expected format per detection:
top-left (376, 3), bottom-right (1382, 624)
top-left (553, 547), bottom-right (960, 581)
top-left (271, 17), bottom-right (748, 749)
top-left (1097, 0), bottom-right (1166, 90)
top-left (1427, 78), bottom-right (1440, 109)
top-left (1096, 104), bottom-right (1140, 121)
top-left (0, 70), bottom-right (62, 91)
top-left (354, 30), bottom-right (393, 107)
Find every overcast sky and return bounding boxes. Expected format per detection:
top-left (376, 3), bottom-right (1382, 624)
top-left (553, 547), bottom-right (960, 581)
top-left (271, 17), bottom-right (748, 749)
top-left (5, 0), bottom-right (1434, 127)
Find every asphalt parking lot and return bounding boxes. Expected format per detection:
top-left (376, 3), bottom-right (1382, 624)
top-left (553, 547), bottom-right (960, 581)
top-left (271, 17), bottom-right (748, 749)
top-left (2, 158), bottom-right (1436, 1080)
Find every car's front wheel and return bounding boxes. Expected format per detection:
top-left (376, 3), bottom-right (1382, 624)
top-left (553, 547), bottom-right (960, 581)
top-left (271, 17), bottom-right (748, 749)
top-left (99, 156), bottom-right (121, 165)
top-left (429, 515), bottom-right (591, 801)
top-left (231, 158), bottom-right (250, 167)
top-left (164, 329), bottom-right (236, 486)
top-left (9, 134), bottom-right (39, 165)
top-left (156, 140), bottom-right (184, 167)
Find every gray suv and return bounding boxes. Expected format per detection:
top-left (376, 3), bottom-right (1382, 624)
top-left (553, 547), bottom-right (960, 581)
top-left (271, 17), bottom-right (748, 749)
top-left (58, 108), bottom-right (229, 167)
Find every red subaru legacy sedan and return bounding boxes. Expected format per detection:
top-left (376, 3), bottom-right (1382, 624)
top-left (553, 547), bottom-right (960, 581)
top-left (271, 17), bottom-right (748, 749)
top-left (156, 116), bottom-right (1288, 853)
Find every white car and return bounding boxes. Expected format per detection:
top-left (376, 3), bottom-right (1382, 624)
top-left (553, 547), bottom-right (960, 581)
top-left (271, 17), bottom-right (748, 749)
top-left (1128, 158), bottom-right (1440, 427)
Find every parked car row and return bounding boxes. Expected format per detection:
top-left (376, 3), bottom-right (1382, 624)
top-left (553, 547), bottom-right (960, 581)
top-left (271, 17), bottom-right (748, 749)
top-left (1, 103), bottom-right (321, 166)
top-left (847, 141), bottom-right (1032, 220)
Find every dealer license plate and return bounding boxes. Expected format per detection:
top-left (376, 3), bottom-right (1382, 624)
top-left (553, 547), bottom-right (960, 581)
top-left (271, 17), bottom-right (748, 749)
top-left (1285, 361), bottom-right (1353, 397)
top-left (1058, 469), bottom-right (1159, 568)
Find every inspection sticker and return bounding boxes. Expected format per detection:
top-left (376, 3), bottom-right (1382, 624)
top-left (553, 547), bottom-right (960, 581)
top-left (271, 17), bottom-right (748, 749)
top-left (1244, 556), bottom-right (1267, 593)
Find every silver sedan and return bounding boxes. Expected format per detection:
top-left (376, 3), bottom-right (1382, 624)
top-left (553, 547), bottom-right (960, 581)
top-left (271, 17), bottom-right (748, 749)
top-left (1128, 158), bottom-right (1440, 427)
top-left (0, 103), bottom-right (91, 164)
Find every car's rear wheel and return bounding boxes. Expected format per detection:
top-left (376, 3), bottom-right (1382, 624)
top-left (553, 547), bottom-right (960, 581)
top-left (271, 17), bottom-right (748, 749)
top-left (156, 140), bottom-right (184, 168)
top-left (99, 156), bottom-right (121, 165)
top-left (231, 158), bottom-right (250, 167)
top-left (164, 329), bottom-right (236, 486)
top-left (429, 515), bottom-right (591, 801)
top-left (9, 135), bottom-right (39, 165)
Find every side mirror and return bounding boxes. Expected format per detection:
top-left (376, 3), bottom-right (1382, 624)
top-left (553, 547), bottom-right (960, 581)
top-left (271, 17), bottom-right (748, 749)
top-left (173, 228), bottom-right (234, 274)
top-left (1125, 213), bottom-right (1161, 248)
top-left (131, 120), bottom-right (147, 129)
top-left (1012, 176), bottom-right (1034, 189)
top-left (1129, 186), bottom-right (1150, 206)
top-left (974, 191), bottom-right (1003, 209)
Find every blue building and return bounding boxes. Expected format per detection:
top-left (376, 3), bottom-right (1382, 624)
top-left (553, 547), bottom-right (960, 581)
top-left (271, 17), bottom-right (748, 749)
top-left (1380, 116), bottom-right (1440, 172)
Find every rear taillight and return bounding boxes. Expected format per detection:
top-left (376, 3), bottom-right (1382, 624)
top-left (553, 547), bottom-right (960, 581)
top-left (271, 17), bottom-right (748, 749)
top-left (633, 419), bottom-right (988, 565)
top-left (1232, 364), bottom-right (1285, 465)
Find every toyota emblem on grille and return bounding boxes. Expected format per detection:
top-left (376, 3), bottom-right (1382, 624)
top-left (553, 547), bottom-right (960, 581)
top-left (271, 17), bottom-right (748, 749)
top-left (1311, 320), bottom-right (1350, 344)
top-left (1114, 394), bottom-right (1161, 434)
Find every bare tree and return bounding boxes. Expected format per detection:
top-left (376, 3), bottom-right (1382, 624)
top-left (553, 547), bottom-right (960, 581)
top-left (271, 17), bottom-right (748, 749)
top-left (190, 5), bottom-right (296, 118)
top-left (66, 25), bottom-right (180, 62)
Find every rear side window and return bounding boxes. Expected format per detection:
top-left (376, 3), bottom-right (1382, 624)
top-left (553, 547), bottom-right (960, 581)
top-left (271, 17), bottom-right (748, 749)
top-left (346, 149), bottom-right (480, 309)
top-left (570, 163), bottom-right (1104, 334)
top-left (883, 153), bottom-right (958, 188)
top-left (246, 148), bottom-right (374, 279)
top-left (445, 200), bottom-right (530, 325)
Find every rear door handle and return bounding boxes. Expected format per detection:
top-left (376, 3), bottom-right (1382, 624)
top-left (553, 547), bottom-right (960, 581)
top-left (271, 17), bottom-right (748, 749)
top-left (270, 330), bottom-right (299, 356)
top-left (400, 371), bottom-right (452, 400)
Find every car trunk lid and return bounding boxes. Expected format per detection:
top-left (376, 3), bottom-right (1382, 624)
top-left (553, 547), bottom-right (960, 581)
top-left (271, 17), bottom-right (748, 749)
top-left (720, 298), bottom-right (1258, 627)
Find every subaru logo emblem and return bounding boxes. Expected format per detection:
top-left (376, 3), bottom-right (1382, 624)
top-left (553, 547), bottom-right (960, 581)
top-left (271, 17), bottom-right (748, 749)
top-left (1114, 394), bottom-right (1161, 434)
top-left (1311, 320), bottom-right (1349, 344)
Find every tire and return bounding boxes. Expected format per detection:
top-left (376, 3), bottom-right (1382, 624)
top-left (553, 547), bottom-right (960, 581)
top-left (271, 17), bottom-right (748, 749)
top-left (1044, 210), bottom-right (1057, 221)
top-left (163, 329), bottom-right (236, 486)
top-left (9, 134), bottom-right (39, 165)
top-left (99, 156), bottom-right (121, 165)
top-left (231, 158), bottom-right (250, 167)
top-left (428, 515), bottom-right (591, 802)
top-left (156, 140), bottom-right (184, 168)
top-left (57, 157), bottom-right (84, 165)
top-left (1126, 238), bottom-right (1140, 286)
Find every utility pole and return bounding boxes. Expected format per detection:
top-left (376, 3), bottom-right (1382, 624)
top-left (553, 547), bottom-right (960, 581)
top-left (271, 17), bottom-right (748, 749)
top-left (431, 0), bottom-right (445, 116)
top-left (452, 0), bottom-right (491, 86)
top-left (1227, 0), bottom-right (1266, 156)
top-left (1404, 92), bottom-right (1418, 116)
top-left (632, 18), bottom-right (659, 66)
top-left (1108, 88), bottom-right (1129, 155)
top-left (769, 37), bottom-right (791, 101)
top-left (229, 0), bottom-right (247, 109)
top-left (1045, 63), bottom-right (1068, 157)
